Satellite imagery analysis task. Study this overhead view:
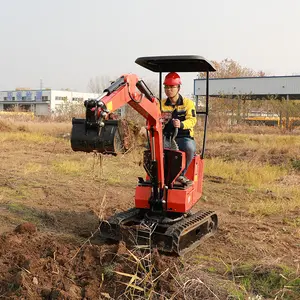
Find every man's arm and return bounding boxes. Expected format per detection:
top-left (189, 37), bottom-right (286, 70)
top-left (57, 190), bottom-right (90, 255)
top-left (180, 99), bottom-right (197, 130)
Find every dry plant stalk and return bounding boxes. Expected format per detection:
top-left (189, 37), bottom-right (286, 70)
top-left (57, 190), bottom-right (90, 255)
top-left (114, 245), bottom-right (167, 299)
top-left (183, 278), bottom-right (221, 300)
top-left (69, 193), bottom-right (107, 262)
top-left (92, 152), bottom-right (104, 178)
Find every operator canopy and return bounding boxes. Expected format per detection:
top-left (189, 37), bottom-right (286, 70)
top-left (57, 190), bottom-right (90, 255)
top-left (135, 55), bottom-right (216, 72)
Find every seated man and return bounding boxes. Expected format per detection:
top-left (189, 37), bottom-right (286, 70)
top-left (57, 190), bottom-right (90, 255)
top-left (161, 72), bottom-right (197, 185)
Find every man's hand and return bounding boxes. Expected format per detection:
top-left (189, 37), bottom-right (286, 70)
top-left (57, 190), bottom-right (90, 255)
top-left (172, 119), bottom-right (181, 128)
top-left (161, 112), bottom-right (172, 124)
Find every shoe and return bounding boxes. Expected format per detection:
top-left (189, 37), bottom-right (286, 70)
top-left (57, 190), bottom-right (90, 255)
top-left (176, 175), bottom-right (192, 186)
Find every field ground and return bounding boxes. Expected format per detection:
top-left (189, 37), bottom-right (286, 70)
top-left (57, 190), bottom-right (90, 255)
top-left (0, 119), bottom-right (299, 299)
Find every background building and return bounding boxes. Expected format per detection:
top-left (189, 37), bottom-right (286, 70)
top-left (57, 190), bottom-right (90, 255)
top-left (194, 75), bottom-right (300, 100)
top-left (0, 89), bottom-right (100, 116)
top-left (194, 75), bottom-right (300, 130)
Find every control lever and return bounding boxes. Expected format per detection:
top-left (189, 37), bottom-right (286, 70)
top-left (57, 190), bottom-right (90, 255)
top-left (171, 128), bottom-right (179, 150)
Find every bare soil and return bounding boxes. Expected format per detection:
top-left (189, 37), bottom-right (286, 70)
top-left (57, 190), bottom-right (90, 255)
top-left (0, 122), bottom-right (299, 299)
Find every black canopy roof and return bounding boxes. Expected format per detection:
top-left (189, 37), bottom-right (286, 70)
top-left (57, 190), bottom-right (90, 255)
top-left (135, 55), bottom-right (216, 73)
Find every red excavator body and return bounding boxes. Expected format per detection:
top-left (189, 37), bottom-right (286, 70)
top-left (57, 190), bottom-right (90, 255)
top-left (135, 155), bottom-right (204, 213)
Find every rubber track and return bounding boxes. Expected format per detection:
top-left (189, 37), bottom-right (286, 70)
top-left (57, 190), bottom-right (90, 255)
top-left (101, 208), bottom-right (217, 255)
top-left (166, 210), bottom-right (217, 255)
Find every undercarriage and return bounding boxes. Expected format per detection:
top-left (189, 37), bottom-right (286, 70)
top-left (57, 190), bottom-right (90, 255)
top-left (99, 208), bottom-right (218, 256)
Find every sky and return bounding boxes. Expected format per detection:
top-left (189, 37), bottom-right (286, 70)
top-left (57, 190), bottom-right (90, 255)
top-left (0, 0), bottom-right (299, 96)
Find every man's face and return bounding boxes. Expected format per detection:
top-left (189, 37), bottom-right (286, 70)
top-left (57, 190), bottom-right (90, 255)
top-left (164, 85), bottom-right (179, 98)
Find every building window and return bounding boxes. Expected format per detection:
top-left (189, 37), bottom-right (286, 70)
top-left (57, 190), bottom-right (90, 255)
top-left (55, 96), bottom-right (68, 101)
top-left (3, 104), bottom-right (15, 111)
top-left (42, 96), bottom-right (49, 101)
top-left (22, 96), bottom-right (26, 101)
top-left (3, 97), bottom-right (7, 101)
top-left (19, 104), bottom-right (31, 112)
top-left (26, 91), bottom-right (32, 101)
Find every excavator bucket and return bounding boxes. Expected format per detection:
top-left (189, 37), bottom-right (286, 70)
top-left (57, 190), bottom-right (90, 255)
top-left (99, 208), bottom-right (218, 256)
top-left (70, 118), bottom-right (124, 155)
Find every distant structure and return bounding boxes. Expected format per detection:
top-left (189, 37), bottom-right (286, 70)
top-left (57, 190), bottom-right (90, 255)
top-left (0, 89), bottom-right (99, 116)
top-left (194, 75), bottom-right (300, 100)
top-left (194, 75), bottom-right (300, 130)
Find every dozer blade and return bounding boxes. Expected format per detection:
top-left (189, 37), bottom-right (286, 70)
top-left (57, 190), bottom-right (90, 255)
top-left (99, 208), bottom-right (218, 256)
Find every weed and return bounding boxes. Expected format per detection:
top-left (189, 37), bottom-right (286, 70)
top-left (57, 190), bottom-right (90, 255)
top-left (0, 185), bottom-right (31, 201)
top-left (23, 163), bottom-right (42, 175)
top-left (103, 263), bottom-right (117, 279)
top-left (52, 160), bottom-right (88, 176)
top-left (107, 177), bottom-right (122, 185)
top-left (246, 187), bottom-right (256, 193)
top-left (291, 159), bottom-right (300, 171)
top-left (5, 202), bottom-right (40, 224)
top-left (283, 217), bottom-right (300, 227)
top-left (231, 264), bottom-right (300, 299)
top-left (248, 296), bottom-right (263, 300)
top-left (207, 266), bottom-right (217, 273)
top-left (7, 202), bottom-right (26, 213)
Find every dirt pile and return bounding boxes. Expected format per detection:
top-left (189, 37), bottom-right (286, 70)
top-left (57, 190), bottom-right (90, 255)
top-left (0, 223), bottom-right (233, 299)
top-left (0, 224), bottom-right (128, 299)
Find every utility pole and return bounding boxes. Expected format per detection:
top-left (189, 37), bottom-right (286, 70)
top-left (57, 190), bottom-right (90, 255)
top-left (286, 94), bottom-right (289, 130)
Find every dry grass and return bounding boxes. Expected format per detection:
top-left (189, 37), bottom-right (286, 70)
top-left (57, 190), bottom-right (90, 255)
top-left (200, 129), bottom-right (300, 217)
top-left (248, 196), bottom-right (300, 216)
top-left (23, 163), bottom-right (42, 175)
top-left (199, 132), bottom-right (300, 164)
top-left (205, 158), bottom-right (288, 188)
top-left (206, 131), bottom-right (300, 147)
top-left (0, 131), bottom-right (59, 144)
top-left (52, 160), bottom-right (89, 176)
top-left (0, 118), bottom-right (71, 135)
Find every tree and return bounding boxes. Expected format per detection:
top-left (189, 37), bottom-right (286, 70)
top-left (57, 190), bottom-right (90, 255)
top-left (140, 79), bottom-right (159, 98)
top-left (197, 58), bottom-right (267, 127)
top-left (55, 99), bottom-right (85, 120)
top-left (87, 75), bottom-right (114, 93)
top-left (198, 58), bottom-right (266, 79)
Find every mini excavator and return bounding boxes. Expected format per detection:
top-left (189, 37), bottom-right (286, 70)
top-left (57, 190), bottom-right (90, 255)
top-left (71, 55), bottom-right (218, 255)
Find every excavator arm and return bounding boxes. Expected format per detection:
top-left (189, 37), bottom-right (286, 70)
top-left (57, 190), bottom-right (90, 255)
top-left (71, 74), bottom-right (166, 191)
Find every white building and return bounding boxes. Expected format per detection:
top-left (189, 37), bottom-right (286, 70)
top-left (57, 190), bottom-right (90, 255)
top-left (0, 89), bottom-right (100, 116)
